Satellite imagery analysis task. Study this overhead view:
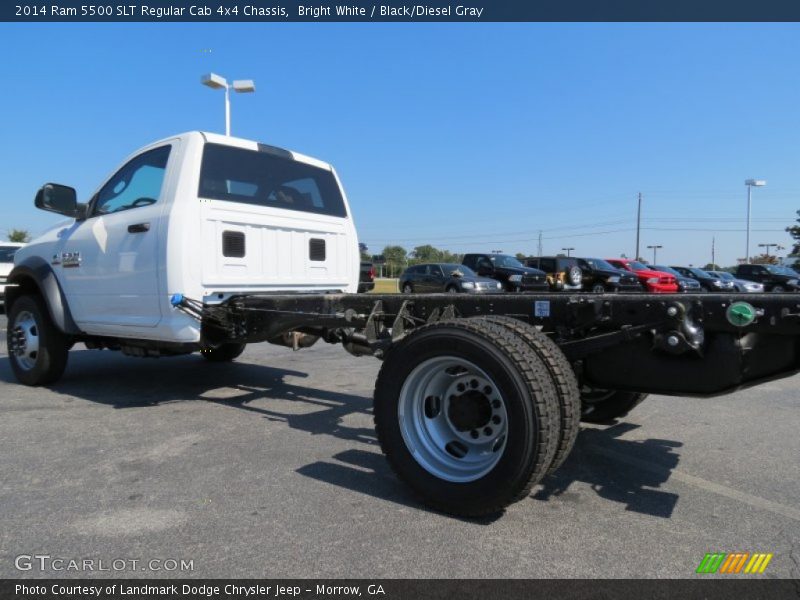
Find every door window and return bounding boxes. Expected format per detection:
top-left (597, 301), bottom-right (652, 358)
top-left (93, 146), bottom-right (171, 216)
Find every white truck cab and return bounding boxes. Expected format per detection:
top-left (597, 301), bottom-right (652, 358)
top-left (7, 132), bottom-right (360, 383)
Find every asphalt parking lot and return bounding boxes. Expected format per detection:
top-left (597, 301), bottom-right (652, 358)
top-left (0, 314), bottom-right (798, 579)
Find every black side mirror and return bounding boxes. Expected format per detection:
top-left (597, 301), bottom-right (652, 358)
top-left (35, 183), bottom-right (78, 217)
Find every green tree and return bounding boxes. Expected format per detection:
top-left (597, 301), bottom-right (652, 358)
top-left (382, 245), bottom-right (408, 278)
top-left (787, 210), bottom-right (800, 256)
top-left (703, 263), bottom-right (721, 271)
top-left (441, 250), bottom-right (463, 264)
top-left (358, 242), bottom-right (371, 262)
top-left (411, 244), bottom-right (442, 263)
top-left (8, 229), bottom-right (30, 243)
top-left (515, 252), bottom-right (528, 261)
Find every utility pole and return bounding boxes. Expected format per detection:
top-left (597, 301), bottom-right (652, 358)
top-left (635, 192), bottom-right (642, 261)
top-left (537, 230), bottom-right (543, 257)
top-left (711, 236), bottom-right (716, 268)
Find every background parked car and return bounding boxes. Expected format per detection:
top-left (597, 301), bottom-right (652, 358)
top-left (462, 253), bottom-right (548, 292)
top-left (707, 270), bottom-right (764, 293)
top-left (606, 259), bottom-right (679, 293)
top-left (0, 242), bottom-right (25, 307)
top-left (525, 256), bottom-right (584, 291)
top-left (651, 265), bottom-right (703, 293)
top-left (399, 263), bottom-right (504, 294)
top-left (574, 257), bottom-right (643, 292)
top-left (734, 264), bottom-right (800, 292)
top-left (670, 266), bottom-right (734, 292)
top-left (358, 261), bottom-right (376, 293)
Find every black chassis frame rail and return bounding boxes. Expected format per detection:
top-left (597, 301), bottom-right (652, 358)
top-left (202, 292), bottom-right (800, 398)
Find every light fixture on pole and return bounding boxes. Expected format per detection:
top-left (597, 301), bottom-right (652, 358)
top-left (744, 179), bottom-right (766, 263)
top-left (201, 73), bottom-right (255, 136)
top-left (758, 243), bottom-right (783, 259)
top-left (647, 244), bottom-right (663, 264)
top-left (561, 247), bottom-right (574, 257)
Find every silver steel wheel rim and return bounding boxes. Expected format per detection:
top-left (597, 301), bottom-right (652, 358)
top-left (10, 310), bottom-right (40, 371)
top-left (398, 356), bottom-right (508, 482)
top-left (403, 284), bottom-right (412, 293)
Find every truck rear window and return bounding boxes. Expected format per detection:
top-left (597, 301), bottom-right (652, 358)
top-left (198, 143), bottom-right (348, 218)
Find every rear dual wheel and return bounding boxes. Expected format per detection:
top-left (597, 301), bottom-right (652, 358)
top-left (374, 317), bottom-right (578, 517)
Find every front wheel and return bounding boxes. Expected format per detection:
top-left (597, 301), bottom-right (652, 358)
top-left (374, 318), bottom-right (558, 517)
top-left (201, 342), bottom-right (246, 362)
top-left (7, 294), bottom-right (69, 386)
top-left (580, 388), bottom-right (648, 423)
top-left (402, 283), bottom-right (413, 294)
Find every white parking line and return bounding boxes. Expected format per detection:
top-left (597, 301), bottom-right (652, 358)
top-left (588, 443), bottom-right (800, 522)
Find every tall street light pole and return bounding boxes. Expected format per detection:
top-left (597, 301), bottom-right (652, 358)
top-left (201, 73), bottom-right (256, 136)
top-left (562, 247), bottom-right (575, 257)
top-left (744, 179), bottom-right (766, 263)
top-left (647, 244), bottom-right (663, 264)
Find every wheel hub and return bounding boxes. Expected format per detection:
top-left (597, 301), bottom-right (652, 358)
top-left (398, 357), bottom-right (509, 482)
top-left (9, 311), bottom-right (40, 371)
top-left (447, 390), bottom-right (492, 432)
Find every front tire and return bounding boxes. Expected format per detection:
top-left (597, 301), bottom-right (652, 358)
top-left (580, 388), bottom-right (647, 423)
top-left (374, 318), bottom-right (557, 517)
top-left (7, 294), bottom-right (69, 386)
top-left (201, 342), bottom-right (246, 362)
top-left (402, 283), bottom-right (413, 294)
top-left (772, 285), bottom-right (785, 293)
top-left (591, 283), bottom-right (606, 294)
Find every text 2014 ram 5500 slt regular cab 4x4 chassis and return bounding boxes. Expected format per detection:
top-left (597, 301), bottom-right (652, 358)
top-left (6, 132), bottom-right (800, 517)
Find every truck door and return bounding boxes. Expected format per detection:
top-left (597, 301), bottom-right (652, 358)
top-left (54, 145), bottom-right (173, 329)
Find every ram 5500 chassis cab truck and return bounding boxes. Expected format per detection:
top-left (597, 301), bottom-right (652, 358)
top-left (7, 132), bottom-right (800, 517)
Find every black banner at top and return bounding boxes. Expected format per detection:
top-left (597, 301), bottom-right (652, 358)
top-left (4, 0), bottom-right (800, 22)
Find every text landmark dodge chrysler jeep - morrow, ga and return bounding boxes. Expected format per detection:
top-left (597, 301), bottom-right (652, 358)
top-left (6, 131), bottom-right (800, 518)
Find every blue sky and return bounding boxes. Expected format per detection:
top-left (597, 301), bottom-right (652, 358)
top-left (0, 23), bottom-right (798, 266)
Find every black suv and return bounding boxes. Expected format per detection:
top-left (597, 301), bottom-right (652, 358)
top-left (574, 257), bottom-right (643, 293)
top-left (462, 253), bottom-right (548, 292)
top-left (525, 256), bottom-right (584, 291)
top-left (734, 264), bottom-right (800, 292)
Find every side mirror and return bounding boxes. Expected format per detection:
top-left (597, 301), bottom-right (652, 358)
top-left (35, 183), bottom-right (78, 217)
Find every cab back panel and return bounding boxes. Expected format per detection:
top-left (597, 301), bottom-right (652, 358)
top-left (200, 201), bottom-right (352, 292)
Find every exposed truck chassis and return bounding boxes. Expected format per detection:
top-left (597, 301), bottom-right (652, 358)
top-left (199, 292), bottom-right (800, 396)
top-left (181, 291), bottom-right (800, 516)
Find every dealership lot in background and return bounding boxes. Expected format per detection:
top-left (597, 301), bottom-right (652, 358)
top-left (0, 314), bottom-right (798, 578)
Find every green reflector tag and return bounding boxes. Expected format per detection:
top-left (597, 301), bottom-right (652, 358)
top-left (726, 302), bottom-right (756, 327)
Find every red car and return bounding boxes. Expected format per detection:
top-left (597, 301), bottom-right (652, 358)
top-left (606, 259), bottom-right (679, 293)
